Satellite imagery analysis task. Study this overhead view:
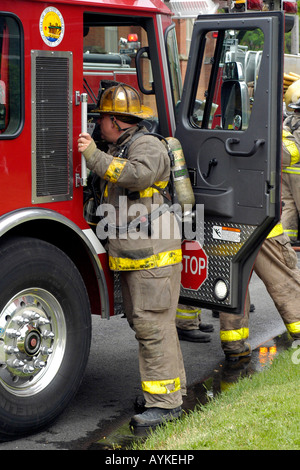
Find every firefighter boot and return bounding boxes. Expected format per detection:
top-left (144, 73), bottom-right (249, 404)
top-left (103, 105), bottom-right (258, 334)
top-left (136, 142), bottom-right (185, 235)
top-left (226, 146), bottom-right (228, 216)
top-left (199, 323), bottom-right (214, 332)
top-left (130, 406), bottom-right (182, 428)
top-left (224, 342), bottom-right (252, 362)
top-left (177, 327), bottom-right (211, 342)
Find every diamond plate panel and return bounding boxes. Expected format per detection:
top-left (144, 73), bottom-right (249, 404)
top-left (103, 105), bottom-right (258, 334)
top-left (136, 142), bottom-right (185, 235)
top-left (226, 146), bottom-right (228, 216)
top-left (180, 221), bottom-right (257, 306)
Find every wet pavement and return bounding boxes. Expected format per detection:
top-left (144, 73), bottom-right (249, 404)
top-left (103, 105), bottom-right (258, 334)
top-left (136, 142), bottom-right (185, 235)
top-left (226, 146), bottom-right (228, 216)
top-left (88, 332), bottom-right (293, 450)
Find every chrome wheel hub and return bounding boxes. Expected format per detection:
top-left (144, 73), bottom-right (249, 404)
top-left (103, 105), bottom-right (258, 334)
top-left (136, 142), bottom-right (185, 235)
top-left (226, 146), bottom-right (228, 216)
top-left (0, 289), bottom-right (66, 396)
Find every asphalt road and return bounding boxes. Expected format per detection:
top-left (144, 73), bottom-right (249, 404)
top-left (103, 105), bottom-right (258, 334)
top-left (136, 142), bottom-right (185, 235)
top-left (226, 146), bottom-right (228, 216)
top-left (0, 264), bottom-right (295, 450)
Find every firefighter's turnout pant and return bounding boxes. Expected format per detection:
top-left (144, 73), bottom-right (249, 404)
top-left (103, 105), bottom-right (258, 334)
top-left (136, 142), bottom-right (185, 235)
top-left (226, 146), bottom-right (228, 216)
top-left (281, 165), bottom-right (300, 242)
top-left (121, 264), bottom-right (186, 409)
top-left (219, 291), bottom-right (250, 354)
top-left (175, 304), bottom-right (201, 330)
top-left (220, 227), bottom-right (300, 353)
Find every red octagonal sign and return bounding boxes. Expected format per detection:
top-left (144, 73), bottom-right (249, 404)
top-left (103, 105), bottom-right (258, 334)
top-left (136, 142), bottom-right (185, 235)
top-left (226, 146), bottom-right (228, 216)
top-left (181, 239), bottom-right (208, 291)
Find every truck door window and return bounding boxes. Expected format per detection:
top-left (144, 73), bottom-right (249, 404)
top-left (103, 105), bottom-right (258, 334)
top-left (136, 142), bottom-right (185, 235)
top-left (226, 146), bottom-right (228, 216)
top-left (191, 28), bottom-right (264, 131)
top-left (0, 15), bottom-right (22, 137)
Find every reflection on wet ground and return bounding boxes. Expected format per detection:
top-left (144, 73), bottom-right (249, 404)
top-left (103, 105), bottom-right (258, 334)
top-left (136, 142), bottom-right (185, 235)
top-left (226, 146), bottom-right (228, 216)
top-left (88, 332), bottom-right (293, 450)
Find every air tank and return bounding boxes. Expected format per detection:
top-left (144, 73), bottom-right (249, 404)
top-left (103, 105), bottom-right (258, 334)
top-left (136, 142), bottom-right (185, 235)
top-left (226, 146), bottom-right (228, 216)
top-left (166, 137), bottom-right (195, 214)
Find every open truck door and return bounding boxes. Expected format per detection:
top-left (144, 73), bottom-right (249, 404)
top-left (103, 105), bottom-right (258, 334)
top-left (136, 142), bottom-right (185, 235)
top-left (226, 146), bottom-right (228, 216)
top-left (176, 12), bottom-right (284, 313)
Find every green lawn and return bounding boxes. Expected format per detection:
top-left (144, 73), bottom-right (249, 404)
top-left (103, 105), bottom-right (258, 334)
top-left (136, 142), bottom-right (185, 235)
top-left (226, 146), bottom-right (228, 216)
top-left (133, 347), bottom-right (300, 450)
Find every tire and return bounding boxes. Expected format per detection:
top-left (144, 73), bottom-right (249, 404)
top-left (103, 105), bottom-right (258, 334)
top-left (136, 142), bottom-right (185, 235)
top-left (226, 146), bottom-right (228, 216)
top-left (0, 236), bottom-right (91, 440)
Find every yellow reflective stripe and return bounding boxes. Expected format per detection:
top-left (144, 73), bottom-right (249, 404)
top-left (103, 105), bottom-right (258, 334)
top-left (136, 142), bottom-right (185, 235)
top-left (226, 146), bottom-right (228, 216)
top-left (109, 249), bottom-right (182, 271)
top-left (282, 166), bottom-right (300, 174)
top-left (267, 223), bottom-right (284, 239)
top-left (139, 181), bottom-right (168, 198)
top-left (104, 157), bottom-right (127, 183)
top-left (286, 321), bottom-right (300, 335)
top-left (283, 229), bottom-right (298, 238)
top-left (283, 130), bottom-right (300, 165)
top-left (176, 307), bottom-right (201, 320)
top-left (220, 327), bottom-right (249, 342)
top-left (142, 377), bottom-right (181, 395)
top-left (104, 180), bottom-right (167, 198)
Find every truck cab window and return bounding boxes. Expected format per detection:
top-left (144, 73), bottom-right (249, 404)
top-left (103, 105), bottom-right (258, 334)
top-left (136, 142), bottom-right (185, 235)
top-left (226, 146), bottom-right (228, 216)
top-left (0, 15), bottom-right (22, 136)
top-left (191, 28), bottom-right (264, 131)
top-left (83, 22), bottom-right (158, 119)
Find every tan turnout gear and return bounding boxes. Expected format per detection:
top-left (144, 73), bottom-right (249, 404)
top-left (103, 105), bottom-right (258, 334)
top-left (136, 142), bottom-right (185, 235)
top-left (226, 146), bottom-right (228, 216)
top-left (121, 264), bottom-right (186, 408)
top-left (82, 109), bottom-right (185, 410)
top-left (176, 304), bottom-right (201, 330)
top-left (175, 304), bottom-right (213, 343)
top-left (220, 223), bottom-right (300, 356)
top-left (281, 111), bottom-right (300, 242)
top-left (84, 125), bottom-right (182, 271)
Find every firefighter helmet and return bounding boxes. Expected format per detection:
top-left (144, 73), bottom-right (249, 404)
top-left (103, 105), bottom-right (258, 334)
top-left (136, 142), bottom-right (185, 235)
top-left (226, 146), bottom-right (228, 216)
top-left (95, 83), bottom-right (153, 120)
top-left (285, 80), bottom-right (300, 111)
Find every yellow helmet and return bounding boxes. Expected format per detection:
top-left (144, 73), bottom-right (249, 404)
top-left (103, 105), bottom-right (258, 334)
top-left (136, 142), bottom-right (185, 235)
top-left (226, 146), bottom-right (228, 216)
top-left (95, 83), bottom-right (153, 120)
top-left (285, 79), bottom-right (300, 111)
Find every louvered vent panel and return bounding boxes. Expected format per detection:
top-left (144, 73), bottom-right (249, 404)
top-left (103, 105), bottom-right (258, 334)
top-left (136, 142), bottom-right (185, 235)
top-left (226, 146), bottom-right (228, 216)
top-left (32, 51), bottom-right (73, 203)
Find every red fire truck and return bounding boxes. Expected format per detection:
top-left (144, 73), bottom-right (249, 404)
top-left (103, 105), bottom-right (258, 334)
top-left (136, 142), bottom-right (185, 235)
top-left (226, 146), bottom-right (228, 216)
top-left (0, 0), bottom-right (285, 439)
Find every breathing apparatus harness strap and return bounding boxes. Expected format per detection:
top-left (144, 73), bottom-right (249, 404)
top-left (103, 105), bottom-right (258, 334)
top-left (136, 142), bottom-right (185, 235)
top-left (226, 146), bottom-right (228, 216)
top-left (117, 129), bottom-right (175, 202)
top-left (100, 129), bottom-right (176, 235)
top-left (284, 115), bottom-right (300, 134)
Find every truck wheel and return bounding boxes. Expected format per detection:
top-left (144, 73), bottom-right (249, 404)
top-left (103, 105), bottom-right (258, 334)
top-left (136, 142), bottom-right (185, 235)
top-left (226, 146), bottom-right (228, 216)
top-left (0, 236), bottom-right (91, 440)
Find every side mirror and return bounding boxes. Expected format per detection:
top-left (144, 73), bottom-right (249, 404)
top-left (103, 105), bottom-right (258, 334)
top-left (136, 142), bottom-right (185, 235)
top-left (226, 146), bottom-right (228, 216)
top-left (136, 46), bottom-right (155, 95)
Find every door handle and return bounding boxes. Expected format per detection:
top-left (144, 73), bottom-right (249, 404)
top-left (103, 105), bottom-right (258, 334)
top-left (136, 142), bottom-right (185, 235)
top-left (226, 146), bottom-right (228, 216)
top-left (225, 138), bottom-right (265, 157)
top-left (203, 158), bottom-right (218, 179)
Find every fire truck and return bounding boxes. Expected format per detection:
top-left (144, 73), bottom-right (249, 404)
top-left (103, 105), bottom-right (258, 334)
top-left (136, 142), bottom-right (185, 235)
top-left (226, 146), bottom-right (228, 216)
top-left (0, 0), bottom-right (285, 439)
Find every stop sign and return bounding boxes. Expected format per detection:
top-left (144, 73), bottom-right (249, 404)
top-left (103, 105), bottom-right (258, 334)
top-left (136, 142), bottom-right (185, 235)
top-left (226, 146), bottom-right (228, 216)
top-left (181, 239), bottom-right (208, 291)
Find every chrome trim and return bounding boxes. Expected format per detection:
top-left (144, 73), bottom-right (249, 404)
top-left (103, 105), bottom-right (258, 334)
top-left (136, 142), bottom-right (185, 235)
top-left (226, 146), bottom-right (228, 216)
top-left (156, 15), bottom-right (176, 135)
top-left (0, 208), bottom-right (110, 319)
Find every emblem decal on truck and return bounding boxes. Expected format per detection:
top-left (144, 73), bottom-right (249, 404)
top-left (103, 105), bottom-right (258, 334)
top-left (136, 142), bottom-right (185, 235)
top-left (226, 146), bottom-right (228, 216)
top-left (39, 7), bottom-right (65, 47)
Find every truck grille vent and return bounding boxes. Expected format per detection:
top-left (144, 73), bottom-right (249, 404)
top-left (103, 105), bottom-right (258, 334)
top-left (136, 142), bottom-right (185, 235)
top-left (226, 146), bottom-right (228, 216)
top-left (32, 51), bottom-right (73, 203)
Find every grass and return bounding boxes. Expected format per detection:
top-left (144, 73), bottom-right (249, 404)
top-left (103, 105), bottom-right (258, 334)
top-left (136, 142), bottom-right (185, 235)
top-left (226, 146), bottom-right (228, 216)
top-left (132, 347), bottom-right (300, 450)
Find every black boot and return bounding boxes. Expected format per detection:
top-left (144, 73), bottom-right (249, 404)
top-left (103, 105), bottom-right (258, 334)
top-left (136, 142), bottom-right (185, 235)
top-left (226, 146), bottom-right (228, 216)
top-left (199, 323), bottom-right (214, 333)
top-left (212, 310), bottom-right (219, 318)
top-left (130, 406), bottom-right (182, 428)
top-left (177, 327), bottom-right (211, 342)
top-left (225, 343), bottom-right (252, 362)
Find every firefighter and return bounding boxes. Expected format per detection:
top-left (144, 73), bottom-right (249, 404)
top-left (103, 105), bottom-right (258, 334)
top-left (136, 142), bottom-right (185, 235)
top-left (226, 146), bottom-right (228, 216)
top-left (78, 83), bottom-right (185, 429)
top-left (218, 122), bottom-right (300, 359)
top-left (220, 223), bottom-right (300, 359)
top-left (176, 304), bottom-right (214, 342)
top-left (281, 81), bottom-right (300, 243)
